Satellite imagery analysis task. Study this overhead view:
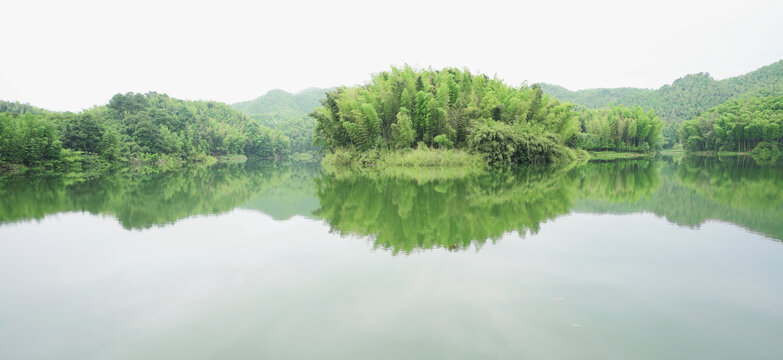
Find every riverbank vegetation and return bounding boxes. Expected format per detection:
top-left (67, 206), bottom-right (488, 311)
top-left (539, 60), bottom-right (782, 161)
top-left (678, 96), bottom-right (783, 159)
top-left (0, 94), bottom-right (293, 172)
top-left (323, 146), bottom-right (485, 168)
top-left (5, 60), bottom-right (781, 172)
top-left (576, 105), bottom-right (664, 152)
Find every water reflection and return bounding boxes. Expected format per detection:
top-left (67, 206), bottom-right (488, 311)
top-left (574, 157), bottom-right (783, 240)
top-left (314, 161), bottom-right (663, 254)
top-left (0, 161), bottom-right (320, 229)
top-left (315, 157), bottom-right (783, 252)
top-left (1, 157), bottom-right (781, 249)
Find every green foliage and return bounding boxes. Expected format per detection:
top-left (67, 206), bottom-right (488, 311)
top-left (230, 88), bottom-right (331, 158)
top-left (1, 92), bottom-right (293, 170)
top-left (232, 88), bottom-right (329, 120)
top-left (0, 100), bottom-right (50, 115)
top-left (311, 66), bottom-right (579, 166)
top-left (62, 113), bottom-right (104, 153)
top-left (578, 105), bottom-right (664, 152)
top-left (541, 60), bottom-right (783, 123)
top-left (433, 134), bottom-right (453, 149)
top-left (391, 108), bottom-right (415, 149)
top-left (679, 96), bottom-right (783, 152)
top-left (661, 122), bottom-right (680, 149)
top-left (468, 120), bottom-right (518, 165)
top-left (104, 91), bottom-right (290, 159)
top-left (751, 142), bottom-right (780, 162)
top-left (322, 147), bottom-right (485, 168)
top-left (0, 113), bottom-right (62, 166)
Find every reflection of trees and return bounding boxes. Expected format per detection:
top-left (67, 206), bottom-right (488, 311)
top-left (316, 156), bottom-right (783, 254)
top-left (4, 156), bottom-right (781, 250)
top-left (677, 157), bottom-right (783, 210)
top-left (575, 157), bottom-right (783, 242)
top-left (0, 161), bottom-right (319, 229)
top-left (574, 160), bottom-right (661, 203)
top-left (314, 162), bottom-right (663, 254)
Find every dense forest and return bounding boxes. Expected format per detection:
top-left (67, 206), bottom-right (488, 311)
top-left (678, 96), bottom-right (783, 154)
top-left (0, 93), bottom-right (291, 170)
top-left (541, 60), bottom-right (783, 123)
top-left (311, 66), bottom-right (586, 165)
top-left (577, 105), bottom-right (664, 151)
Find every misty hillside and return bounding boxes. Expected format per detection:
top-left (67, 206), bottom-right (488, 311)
top-left (541, 60), bottom-right (783, 123)
top-left (0, 100), bottom-right (51, 115)
top-left (231, 88), bottom-right (330, 121)
top-left (231, 88), bottom-right (331, 156)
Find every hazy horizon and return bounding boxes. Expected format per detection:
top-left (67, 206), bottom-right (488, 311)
top-left (2, 0), bottom-right (782, 112)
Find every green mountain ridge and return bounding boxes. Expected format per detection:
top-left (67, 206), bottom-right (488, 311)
top-left (0, 100), bottom-right (51, 115)
top-left (231, 87), bottom-right (331, 121)
top-left (540, 60), bottom-right (783, 123)
top-left (230, 88), bottom-right (331, 156)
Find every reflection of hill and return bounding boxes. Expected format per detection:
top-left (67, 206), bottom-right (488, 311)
top-left (315, 157), bottom-right (783, 253)
top-left (3, 156), bottom-right (780, 247)
top-left (241, 162), bottom-right (319, 220)
top-left (573, 158), bottom-right (783, 241)
top-left (0, 161), bottom-right (319, 229)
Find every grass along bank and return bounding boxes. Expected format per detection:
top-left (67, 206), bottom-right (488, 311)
top-left (323, 147), bottom-right (486, 168)
top-left (587, 151), bottom-right (655, 161)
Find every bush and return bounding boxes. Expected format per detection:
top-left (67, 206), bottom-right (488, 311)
top-left (513, 132), bottom-right (573, 165)
top-left (433, 134), bottom-right (453, 149)
top-left (752, 142), bottom-right (780, 160)
top-left (468, 120), bottom-right (518, 165)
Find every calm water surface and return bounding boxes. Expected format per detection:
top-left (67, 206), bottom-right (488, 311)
top-left (1, 158), bottom-right (782, 359)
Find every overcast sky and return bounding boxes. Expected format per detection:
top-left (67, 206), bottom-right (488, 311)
top-left (2, 0), bottom-right (782, 112)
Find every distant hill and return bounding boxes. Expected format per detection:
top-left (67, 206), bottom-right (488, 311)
top-left (231, 88), bottom-right (329, 121)
top-left (231, 88), bottom-right (331, 155)
top-left (0, 100), bottom-right (50, 115)
top-left (540, 60), bottom-right (783, 123)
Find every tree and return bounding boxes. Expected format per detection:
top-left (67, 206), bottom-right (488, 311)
top-left (63, 114), bottom-right (104, 153)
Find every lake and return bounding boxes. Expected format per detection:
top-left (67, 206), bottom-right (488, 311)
top-left (1, 157), bottom-right (782, 359)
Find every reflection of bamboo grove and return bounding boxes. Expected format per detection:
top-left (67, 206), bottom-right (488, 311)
top-left (1, 158), bottom-right (781, 249)
top-left (314, 161), bottom-right (662, 254)
top-left (315, 158), bottom-right (783, 253)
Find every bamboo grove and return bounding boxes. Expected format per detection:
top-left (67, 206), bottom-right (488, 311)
top-left (577, 105), bottom-right (664, 152)
top-left (679, 96), bottom-right (783, 155)
top-left (310, 66), bottom-right (584, 165)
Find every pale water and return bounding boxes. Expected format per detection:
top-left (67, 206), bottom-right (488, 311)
top-left (1, 158), bottom-right (782, 359)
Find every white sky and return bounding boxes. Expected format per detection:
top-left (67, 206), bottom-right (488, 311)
top-left (1, 0), bottom-right (782, 112)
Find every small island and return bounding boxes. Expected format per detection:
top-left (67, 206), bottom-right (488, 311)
top-left (310, 66), bottom-right (665, 168)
